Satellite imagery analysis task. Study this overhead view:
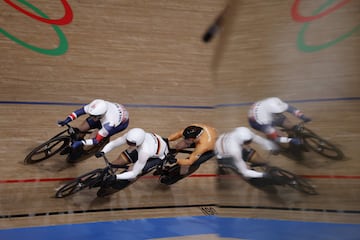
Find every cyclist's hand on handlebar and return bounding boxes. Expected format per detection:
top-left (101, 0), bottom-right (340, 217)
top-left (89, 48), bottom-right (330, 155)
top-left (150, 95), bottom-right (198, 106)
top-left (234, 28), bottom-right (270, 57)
top-left (300, 115), bottom-right (311, 123)
top-left (57, 117), bottom-right (72, 126)
top-left (95, 151), bottom-right (105, 158)
top-left (290, 138), bottom-right (302, 145)
top-left (71, 140), bottom-right (85, 149)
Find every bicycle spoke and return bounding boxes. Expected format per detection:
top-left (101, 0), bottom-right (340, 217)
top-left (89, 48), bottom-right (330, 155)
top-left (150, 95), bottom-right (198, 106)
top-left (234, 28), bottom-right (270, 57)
top-left (305, 136), bottom-right (343, 160)
top-left (55, 169), bottom-right (104, 198)
top-left (289, 177), bottom-right (318, 195)
top-left (56, 181), bottom-right (85, 198)
top-left (24, 136), bottom-right (70, 164)
top-left (270, 167), bottom-right (318, 195)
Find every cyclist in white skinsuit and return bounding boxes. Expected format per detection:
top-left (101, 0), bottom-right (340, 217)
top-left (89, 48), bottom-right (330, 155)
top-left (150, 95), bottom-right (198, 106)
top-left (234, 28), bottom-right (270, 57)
top-left (98, 128), bottom-right (169, 181)
top-left (58, 99), bottom-right (129, 149)
top-left (248, 97), bottom-right (311, 146)
top-left (215, 127), bottom-right (278, 179)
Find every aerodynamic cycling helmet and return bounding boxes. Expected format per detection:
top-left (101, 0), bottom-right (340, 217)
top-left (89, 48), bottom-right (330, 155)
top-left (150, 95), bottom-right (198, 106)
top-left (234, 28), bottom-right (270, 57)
top-left (182, 125), bottom-right (203, 139)
top-left (265, 97), bottom-right (288, 114)
top-left (88, 99), bottom-right (108, 117)
top-left (234, 127), bottom-right (253, 145)
top-left (126, 128), bottom-right (146, 146)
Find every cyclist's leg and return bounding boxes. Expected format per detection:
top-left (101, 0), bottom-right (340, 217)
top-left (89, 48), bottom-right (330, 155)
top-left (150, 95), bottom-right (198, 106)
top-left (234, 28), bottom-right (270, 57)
top-left (243, 147), bottom-right (268, 166)
top-left (142, 157), bottom-right (163, 174)
top-left (89, 120), bottom-right (129, 152)
top-left (113, 148), bottom-right (138, 165)
top-left (249, 118), bottom-right (277, 139)
top-left (273, 113), bottom-right (299, 130)
top-left (78, 117), bottom-right (102, 150)
top-left (78, 117), bottom-right (98, 137)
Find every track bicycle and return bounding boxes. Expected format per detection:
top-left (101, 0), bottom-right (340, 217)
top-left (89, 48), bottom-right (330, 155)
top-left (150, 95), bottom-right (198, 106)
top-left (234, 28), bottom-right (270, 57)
top-left (56, 147), bottom-right (213, 197)
top-left (217, 156), bottom-right (318, 195)
top-left (55, 154), bottom-right (130, 198)
top-left (158, 148), bottom-right (215, 185)
top-left (24, 123), bottom-right (109, 164)
top-left (281, 122), bottom-right (344, 160)
top-left (55, 149), bottom-right (173, 198)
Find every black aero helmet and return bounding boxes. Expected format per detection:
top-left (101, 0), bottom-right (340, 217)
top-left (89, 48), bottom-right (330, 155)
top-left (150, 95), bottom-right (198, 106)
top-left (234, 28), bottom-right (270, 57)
top-left (182, 125), bottom-right (203, 139)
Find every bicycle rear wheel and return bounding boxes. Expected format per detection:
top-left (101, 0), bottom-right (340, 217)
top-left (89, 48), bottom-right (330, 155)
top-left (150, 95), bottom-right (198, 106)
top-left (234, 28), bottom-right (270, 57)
top-left (303, 132), bottom-right (344, 160)
top-left (275, 167), bottom-right (318, 195)
top-left (55, 169), bottom-right (103, 198)
top-left (24, 136), bottom-right (71, 164)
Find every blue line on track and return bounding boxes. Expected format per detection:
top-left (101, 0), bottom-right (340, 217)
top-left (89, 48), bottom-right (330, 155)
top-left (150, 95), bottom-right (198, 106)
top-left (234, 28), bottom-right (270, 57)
top-left (0, 97), bottom-right (359, 109)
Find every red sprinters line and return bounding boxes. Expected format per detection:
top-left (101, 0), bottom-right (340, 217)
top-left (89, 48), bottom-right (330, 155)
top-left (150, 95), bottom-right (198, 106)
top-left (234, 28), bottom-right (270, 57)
top-left (0, 177), bottom-right (74, 184)
top-left (291, 0), bottom-right (351, 23)
top-left (0, 174), bottom-right (359, 184)
top-left (5, 0), bottom-right (73, 25)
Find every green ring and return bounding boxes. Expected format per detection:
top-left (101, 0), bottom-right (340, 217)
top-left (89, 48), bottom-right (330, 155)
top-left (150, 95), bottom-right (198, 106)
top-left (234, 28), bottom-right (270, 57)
top-left (0, 0), bottom-right (68, 56)
top-left (297, 0), bottom-right (360, 52)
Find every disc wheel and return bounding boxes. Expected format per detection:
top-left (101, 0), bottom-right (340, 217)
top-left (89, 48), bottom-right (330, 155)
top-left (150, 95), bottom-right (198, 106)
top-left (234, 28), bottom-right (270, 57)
top-left (55, 169), bottom-right (103, 198)
top-left (303, 134), bottom-right (344, 160)
top-left (24, 136), bottom-right (70, 164)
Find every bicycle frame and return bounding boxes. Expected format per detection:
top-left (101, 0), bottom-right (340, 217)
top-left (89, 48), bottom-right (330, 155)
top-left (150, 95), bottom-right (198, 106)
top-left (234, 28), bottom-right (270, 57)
top-left (281, 122), bottom-right (343, 160)
top-left (55, 155), bottom-right (128, 198)
top-left (24, 123), bottom-right (110, 164)
top-left (217, 155), bottom-right (317, 195)
top-left (157, 148), bottom-right (215, 185)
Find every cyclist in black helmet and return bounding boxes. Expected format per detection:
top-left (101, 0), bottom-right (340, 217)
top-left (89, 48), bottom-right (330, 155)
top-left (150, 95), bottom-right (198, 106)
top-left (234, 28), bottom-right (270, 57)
top-left (161, 123), bottom-right (217, 184)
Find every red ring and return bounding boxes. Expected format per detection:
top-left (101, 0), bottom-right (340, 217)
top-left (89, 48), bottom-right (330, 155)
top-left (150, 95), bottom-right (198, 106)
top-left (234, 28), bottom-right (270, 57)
top-left (291, 0), bottom-right (351, 23)
top-left (5, 0), bottom-right (73, 25)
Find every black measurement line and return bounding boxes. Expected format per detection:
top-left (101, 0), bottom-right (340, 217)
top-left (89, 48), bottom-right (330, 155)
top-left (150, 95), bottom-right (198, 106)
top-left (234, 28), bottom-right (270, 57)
top-left (218, 205), bottom-right (360, 214)
top-left (0, 204), bottom-right (216, 219)
top-left (2, 204), bottom-right (359, 219)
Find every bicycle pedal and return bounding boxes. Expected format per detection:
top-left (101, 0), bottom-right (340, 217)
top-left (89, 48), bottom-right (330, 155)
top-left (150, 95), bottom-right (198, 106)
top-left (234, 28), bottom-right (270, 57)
top-left (288, 180), bottom-right (297, 185)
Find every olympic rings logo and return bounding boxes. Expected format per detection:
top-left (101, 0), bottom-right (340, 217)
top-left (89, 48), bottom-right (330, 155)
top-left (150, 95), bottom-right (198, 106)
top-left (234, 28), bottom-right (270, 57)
top-left (292, 0), bottom-right (360, 52)
top-left (1, 0), bottom-right (358, 55)
top-left (0, 0), bottom-right (72, 56)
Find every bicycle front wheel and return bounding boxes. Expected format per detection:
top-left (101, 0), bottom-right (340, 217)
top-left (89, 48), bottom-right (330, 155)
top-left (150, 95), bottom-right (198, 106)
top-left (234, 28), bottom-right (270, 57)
top-left (24, 136), bottom-right (71, 164)
top-left (55, 169), bottom-right (103, 198)
top-left (303, 132), bottom-right (344, 160)
top-left (276, 168), bottom-right (318, 195)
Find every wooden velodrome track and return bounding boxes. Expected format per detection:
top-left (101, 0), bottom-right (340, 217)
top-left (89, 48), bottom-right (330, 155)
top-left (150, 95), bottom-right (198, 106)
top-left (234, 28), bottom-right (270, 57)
top-left (0, 0), bottom-right (359, 232)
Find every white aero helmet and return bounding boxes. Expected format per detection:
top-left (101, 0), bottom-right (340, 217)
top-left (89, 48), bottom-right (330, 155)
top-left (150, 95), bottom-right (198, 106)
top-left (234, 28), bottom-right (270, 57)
top-left (88, 99), bottom-right (108, 116)
top-left (265, 97), bottom-right (288, 114)
top-left (126, 128), bottom-right (146, 146)
top-left (234, 127), bottom-right (253, 144)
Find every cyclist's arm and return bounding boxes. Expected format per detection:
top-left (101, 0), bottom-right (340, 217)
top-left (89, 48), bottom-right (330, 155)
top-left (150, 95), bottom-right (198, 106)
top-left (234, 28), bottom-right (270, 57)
top-left (167, 130), bottom-right (183, 141)
top-left (232, 148), bottom-right (265, 178)
top-left (116, 151), bottom-right (149, 180)
top-left (63, 107), bottom-right (86, 123)
top-left (286, 105), bottom-right (305, 119)
top-left (253, 134), bottom-right (278, 151)
top-left (83, 122), bottom-right (112, 146)
top-left (102, 135), bottom-right (127, 154)
top-left (177, 144), bottom-right (208, 166)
